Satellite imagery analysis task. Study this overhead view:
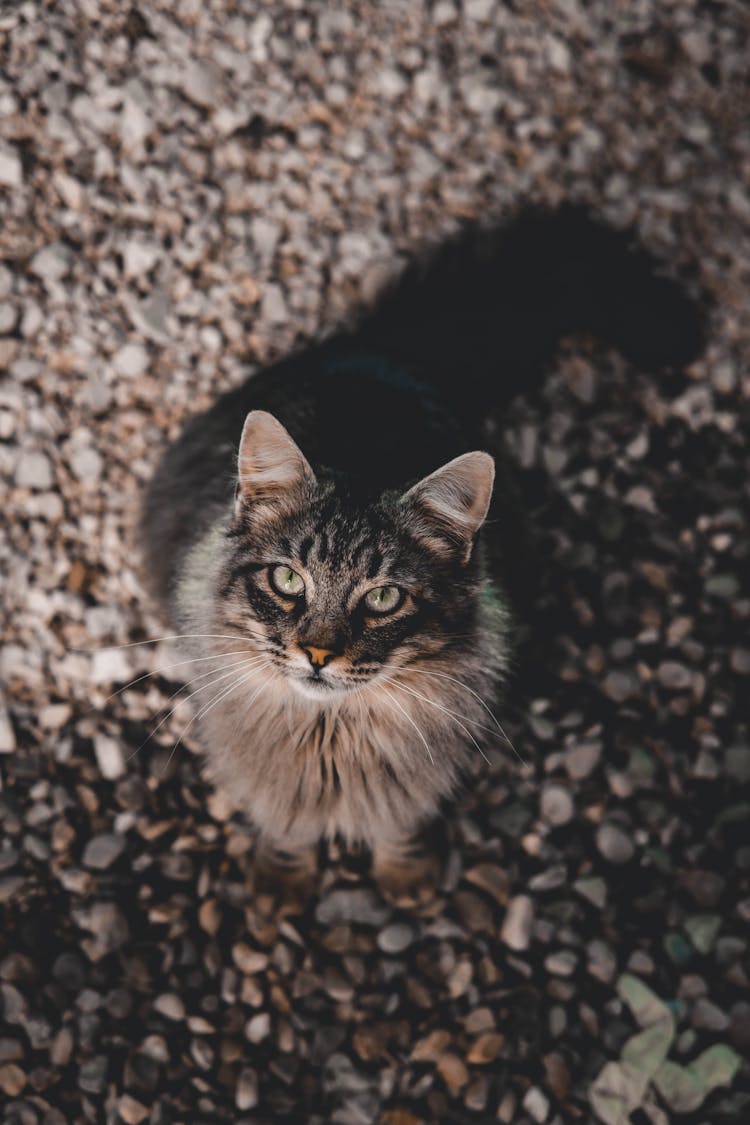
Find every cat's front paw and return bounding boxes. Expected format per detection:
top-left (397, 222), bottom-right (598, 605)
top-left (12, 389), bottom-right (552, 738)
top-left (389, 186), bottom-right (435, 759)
top-left (249, 841), bottom-right (319, 917)
top-left (372, 840), bottom-right (443, 910)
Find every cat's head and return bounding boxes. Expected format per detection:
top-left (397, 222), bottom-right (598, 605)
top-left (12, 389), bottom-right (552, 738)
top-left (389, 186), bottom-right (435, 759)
top-left (216, 411), bottom-right (495, 700)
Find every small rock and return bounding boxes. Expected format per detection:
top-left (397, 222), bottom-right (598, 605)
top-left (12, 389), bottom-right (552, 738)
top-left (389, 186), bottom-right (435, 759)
top-left (436, 1051), bottom-right (469, 1094)
top-left (0, 704), bottom-right (16, 754)
top-left (596, 822), bottom-right (635, 864)
top-left (602, 670), bottom-right (638, 703)
top-left (545, 950), bottom-right (577, 977)
top-left (79, 1055), bottom-right (107, 1093)
top-left (573, 876), bottom-right (607, 909)
top-left (540, 783), bottom-right (574, 826)
top-left (30, 242), bottom-right (72, 281)
top-left (236, 1067), bottom-right (259, 1110)
top-left (50, 1028), bottom-right (74, 1066)
top-left (113, 343), bottom-right (149, 378)
top-left (94, 734), bottom-right (126, 780)
top-left (245, 1011), bottom-right (271, 1043)
top-left (377, 922), bottom-right (415, 954)
top-left (564, 741), bottom-right (601, 780)
top-left (501, 895), bottom-right (533, 951)
top-left (0, 1062), bottom-right (26, 1096)
top-left (75, 902), bottom-right (130, 958)
top-left (692, 998), bottom-right (729, 1031)
top-left (182, 59), bottom-right (222, 108)
top-left (232, 944), bottom-right (269, 974)
top-left (315, 888), bottom-right (391, 927)
top-left (261, 283), bottom-right (287, 324)
top-left (657, 661), bottom-right (693, 690)
top-left (15, 450), bottom-right (53, 490)
top-left (154, 993), bottom-right (185, 1021)
top-left (82, 832), bottom-right (126, 869)
top-left (0, 143), bottom-right (22, 188)
top-left (523, 1084), bottom-right (550, 1123)
top-left (466, 1031), bottom-right (504, 1064)
top-left (118, 1096), bottom-right (149, 1124)
top-left (250, 217), bottom-right (281, 262)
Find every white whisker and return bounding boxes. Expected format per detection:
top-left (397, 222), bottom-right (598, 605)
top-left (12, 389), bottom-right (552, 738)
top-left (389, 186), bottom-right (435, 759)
top-left (91, 649), bottom-right (263, 713)
top-left (385, 678), bottom-right (491, 766)
top-left (160, 661), bottom-right (271, 776)
top-left (406, 666), bottom-right (525, 765)
top-left (126, 656), bottom-right (267, 764)
top-left (72, 632), bottom-right (267, 654)
top-left (380, 687), bottom-right (435, 766)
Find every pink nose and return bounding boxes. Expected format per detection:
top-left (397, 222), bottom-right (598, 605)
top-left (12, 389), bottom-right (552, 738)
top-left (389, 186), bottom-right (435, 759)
top-left (301, 645), bottom-right (336, 668)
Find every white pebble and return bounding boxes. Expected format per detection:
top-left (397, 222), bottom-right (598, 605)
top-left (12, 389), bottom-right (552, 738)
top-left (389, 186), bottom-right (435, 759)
top-left (15, 450), bottom-right (53, 490)
top-left (95, 733), bottom-right (126, 780)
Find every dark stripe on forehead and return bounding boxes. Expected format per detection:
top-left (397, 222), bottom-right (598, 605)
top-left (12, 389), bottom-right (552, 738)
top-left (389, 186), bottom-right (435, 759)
top-left (366, 549), bottom-right (384, 580)
top-left (298, 535), bottom-right (314, 565)
top-left (316, 529), bottom-right (330, 563)
top-left (350, 538), bottom-right (370, 570)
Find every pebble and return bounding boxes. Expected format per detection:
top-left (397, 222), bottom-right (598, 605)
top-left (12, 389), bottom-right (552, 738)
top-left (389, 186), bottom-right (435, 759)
top-left (117, 1096), bottom-right (149, 1124)
top-left (501, 895), bottom-right (534, 951)
top-left (0, 1062), bottom-right (26, 1096)
top-left (236, 1067), bottom-right (259, 1110)
top-left (377, 923), bottom-right (415, 954)
top-left (0, 143), bottom-right (22, 188)
top-left (523, 1085), bottom-right (550, 1123)
top-left (113, 343), bottom-right (149, 378)
top-left (315, 888), bottom-right (391, 927)
top-left (564, 741), bottom-right (601, 780)
top-left (94, 733), bottom-right (126, 780)
top-left (545, 950), bottom-right (577, 977)
top-left (153, 993), bottom-right (185, 1021)
top-left (245, 1012), bottom-right (271, 1043)
top-left (30, 242), bottom-right (71, 281)
top-left (540, 784), bottom-right (574, 826)
top-left (0, 704), bottom-right (16, 754)
top-left (596, 822), bottom-right (635, 864)
top-left (602, 670), bottom-right (638, 703)
top-left (657, 661), bottom-right (693, 690)
top-left (691, 997), bottom-right (730, 1031)
top-left (82, 832), bottom-right (126, 869)
top-left (14, 450), bottom-right (53, 490)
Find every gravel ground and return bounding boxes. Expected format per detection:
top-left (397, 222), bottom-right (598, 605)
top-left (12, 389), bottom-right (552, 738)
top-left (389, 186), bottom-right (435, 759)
top-left (1, 2), bottom-right (749, 1123)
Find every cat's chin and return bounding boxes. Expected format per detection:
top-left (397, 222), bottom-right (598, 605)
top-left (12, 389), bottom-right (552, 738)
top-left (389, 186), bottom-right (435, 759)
top-left (289, 676), bottom-right (354, 702)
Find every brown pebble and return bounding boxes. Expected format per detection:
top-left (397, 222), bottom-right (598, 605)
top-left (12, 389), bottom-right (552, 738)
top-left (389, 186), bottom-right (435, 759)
top-left (411, 1029), bottom-right (451, 1062)
top-left (0, 1062), bottom-right (26, 1096)
top-left (437, 1051), bottom-right (469, 1094)
top-left (501, 895), bottom-right (534, 951)
top-left (464, 862), bottom-right (509, 905)
top-left (466, 1031), bottom-right (505, 1064)
top-left (118, 1095), bottom-right (149, 1124)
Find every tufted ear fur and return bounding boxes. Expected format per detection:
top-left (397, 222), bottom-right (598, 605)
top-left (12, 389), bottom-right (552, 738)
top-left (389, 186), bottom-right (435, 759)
top-left (236, 411), bottom-right (316, 509)
top-left (401, 451), bottom-right (495, 562)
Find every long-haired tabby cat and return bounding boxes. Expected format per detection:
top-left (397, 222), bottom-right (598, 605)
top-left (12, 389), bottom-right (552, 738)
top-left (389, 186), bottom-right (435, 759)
top-left (141, 206), bottom-right (703, 899)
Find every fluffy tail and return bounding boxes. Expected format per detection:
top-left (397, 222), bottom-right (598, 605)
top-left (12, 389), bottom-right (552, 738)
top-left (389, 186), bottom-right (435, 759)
top-left (355, 204), bottom-right (706, 414)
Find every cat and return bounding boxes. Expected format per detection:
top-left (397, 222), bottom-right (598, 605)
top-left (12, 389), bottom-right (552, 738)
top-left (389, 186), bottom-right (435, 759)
top-left (140, 205), bottom-right (704, 898)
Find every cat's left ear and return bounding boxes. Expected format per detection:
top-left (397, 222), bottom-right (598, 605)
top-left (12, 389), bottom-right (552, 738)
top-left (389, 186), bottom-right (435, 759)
top-left (236, 410), bottom-right (316, 510)
top-left (401, 451), bottom-right (495, 562)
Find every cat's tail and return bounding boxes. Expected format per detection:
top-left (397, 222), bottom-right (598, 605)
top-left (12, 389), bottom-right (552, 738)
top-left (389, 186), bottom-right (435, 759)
top-left (354, 204), bottom-right (706, 415)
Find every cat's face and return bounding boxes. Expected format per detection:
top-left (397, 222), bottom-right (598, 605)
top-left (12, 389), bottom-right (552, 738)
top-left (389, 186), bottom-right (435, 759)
top-left (216, 411), bottom-right (494, 700)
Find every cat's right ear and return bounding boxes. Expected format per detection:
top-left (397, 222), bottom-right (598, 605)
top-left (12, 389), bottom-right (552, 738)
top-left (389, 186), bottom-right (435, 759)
top-left (236, 410), bottom-right (316, 511)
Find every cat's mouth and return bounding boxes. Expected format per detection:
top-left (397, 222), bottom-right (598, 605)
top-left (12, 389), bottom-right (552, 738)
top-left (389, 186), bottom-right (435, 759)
top-left (288, 668), bottom-right (373, 701)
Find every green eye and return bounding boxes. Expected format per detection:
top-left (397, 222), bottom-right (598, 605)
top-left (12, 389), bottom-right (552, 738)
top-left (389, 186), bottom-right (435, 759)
top-left (364, 585), bottom-right (402, 615)
top-left (270, 565), bottom-right (305, 598)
